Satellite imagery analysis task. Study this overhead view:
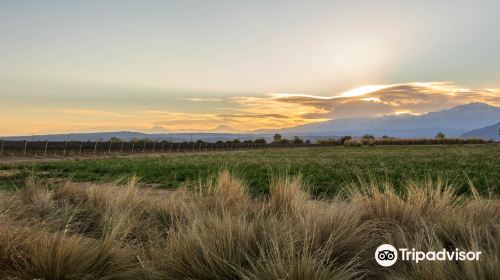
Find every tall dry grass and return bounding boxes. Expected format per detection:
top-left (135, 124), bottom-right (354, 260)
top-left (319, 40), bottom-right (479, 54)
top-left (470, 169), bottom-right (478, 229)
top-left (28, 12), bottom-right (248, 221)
top-left (0, 171), bottom-right (498, 279)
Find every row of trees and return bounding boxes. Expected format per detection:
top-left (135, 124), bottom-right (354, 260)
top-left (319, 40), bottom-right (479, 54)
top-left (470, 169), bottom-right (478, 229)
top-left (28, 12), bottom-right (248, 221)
top-left (107, 131), bottom-right (490, 147)
top-left (111, 135), bottom-right (310, 145)
top-left (110, 137), bottom-right (270, 145)
top-left (272, 134), bottom-right (310, 144)
top-left (317, 133), bottom-right (490, 147)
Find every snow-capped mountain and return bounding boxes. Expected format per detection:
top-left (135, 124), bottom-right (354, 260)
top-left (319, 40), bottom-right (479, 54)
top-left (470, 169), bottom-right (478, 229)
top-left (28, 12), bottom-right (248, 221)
top-left (275, 102), bottom-right (500, 138)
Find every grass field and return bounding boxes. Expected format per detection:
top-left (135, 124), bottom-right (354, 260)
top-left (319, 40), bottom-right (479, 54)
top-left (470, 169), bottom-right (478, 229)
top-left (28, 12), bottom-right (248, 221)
top-left (0, 145), bottom-right (499, 279)
top-left (1, 145), bottom-right (499, 196)
top-left (0, 171), bottom-right (498, 279)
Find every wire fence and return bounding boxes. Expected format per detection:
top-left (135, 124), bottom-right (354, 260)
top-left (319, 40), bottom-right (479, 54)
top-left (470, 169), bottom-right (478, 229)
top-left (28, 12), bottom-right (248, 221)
top-left (0, 139), bottom-right (495, 157)
top-left (0, 140), bottom-right (317, 157)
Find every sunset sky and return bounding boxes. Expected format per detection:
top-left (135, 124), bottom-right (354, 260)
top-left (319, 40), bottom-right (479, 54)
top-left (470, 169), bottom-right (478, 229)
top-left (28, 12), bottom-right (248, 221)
top-left (1, 0), bottom-right (499, 135)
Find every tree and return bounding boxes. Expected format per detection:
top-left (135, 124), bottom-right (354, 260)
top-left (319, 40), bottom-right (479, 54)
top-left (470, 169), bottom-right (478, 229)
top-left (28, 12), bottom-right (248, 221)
top-left (292, 136), bottom-right (304, 144)
top-left (254, 138), bottom-right (266, 144)
top-left (340, 136), bottom-right (352, 144)
top-left (109, 136), bottom-right (122, 142)
top-left (361, 134), bottom-right (375, 146)
top-left (361, 134), bottom-right (375, 140)
top-left (273, 133), bottom-right (282, 143)
top-left (435, 132), bottom-right (445, 140)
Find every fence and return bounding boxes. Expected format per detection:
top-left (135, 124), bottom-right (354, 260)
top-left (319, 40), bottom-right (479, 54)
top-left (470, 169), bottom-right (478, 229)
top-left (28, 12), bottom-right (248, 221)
top-left (0, 139), bottom-right (495, 157)
top-left (0, 140), bottom-right (314, 157)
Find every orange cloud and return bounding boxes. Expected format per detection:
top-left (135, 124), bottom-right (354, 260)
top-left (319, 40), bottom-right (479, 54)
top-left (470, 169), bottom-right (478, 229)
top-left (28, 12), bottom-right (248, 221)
top-left (32, 109), bottom-right (135, 118)
top-left (269, 82), bottom-right (500, 119)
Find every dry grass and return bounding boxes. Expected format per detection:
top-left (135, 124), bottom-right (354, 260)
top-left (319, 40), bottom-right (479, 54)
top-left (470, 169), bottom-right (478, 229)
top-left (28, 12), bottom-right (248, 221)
top-left (0, 171), bottom-right (498, 279)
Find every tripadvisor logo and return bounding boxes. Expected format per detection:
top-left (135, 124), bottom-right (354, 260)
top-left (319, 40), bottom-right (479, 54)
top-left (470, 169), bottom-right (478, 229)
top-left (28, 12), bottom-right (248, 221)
top-left (375, 244), bottom-right (398, 267)
top-left (375, 244), bottom-right (482, 267)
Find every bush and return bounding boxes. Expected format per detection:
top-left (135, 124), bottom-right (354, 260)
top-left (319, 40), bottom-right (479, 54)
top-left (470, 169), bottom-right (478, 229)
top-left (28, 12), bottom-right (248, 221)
top-left (292, 136), bottom-right (304, 144)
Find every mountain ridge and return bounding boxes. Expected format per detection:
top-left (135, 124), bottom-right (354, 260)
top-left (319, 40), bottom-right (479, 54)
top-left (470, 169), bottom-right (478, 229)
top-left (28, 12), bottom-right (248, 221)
top-left (265, 102), bottom-right (500, 137)
top-left (462, 122), bottom-right (500, 141)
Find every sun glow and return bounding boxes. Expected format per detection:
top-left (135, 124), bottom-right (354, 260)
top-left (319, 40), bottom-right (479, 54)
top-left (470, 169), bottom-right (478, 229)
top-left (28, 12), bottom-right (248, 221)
top-left (339, 85), bottom-right (392, 97)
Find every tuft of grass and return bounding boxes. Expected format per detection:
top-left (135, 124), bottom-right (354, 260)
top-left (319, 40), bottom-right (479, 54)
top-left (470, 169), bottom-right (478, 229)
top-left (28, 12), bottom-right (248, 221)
top-left (269, 173), bottom-right (309, 214)
top-left (0, 224), bottom-right (143, 280)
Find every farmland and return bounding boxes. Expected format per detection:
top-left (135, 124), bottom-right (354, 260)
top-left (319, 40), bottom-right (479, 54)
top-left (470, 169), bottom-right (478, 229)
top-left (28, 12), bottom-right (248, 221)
top-left (1, 145), bottom-right (499, 196)
top-left (0, 144), bottom-right (499, 279)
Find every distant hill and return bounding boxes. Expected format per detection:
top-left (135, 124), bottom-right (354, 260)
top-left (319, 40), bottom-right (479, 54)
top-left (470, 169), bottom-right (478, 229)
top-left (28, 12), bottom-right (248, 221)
top-left (209, 125), bottom-right (241, 133)
top-left (461, 122), bottom-right (500, 141)
top-left (0, 131), bottom-right (277, 143)
top-left (1, 131), bottom-right (148, 142)
top-left (264, 102), bottom-right (500, 138)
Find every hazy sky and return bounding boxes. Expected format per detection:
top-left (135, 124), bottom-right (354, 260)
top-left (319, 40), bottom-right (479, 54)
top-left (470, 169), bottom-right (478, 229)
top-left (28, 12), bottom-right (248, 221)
top-left (1, 0), bottom-right (499, 135)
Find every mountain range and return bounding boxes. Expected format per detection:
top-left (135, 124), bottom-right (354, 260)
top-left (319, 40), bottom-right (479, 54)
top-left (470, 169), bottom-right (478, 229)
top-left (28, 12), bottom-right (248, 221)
top-left (461, 121), bottom-right (500, 141)
top-left (268, 102), bottom-right (500, 138)
top-left (1, 103), bottom-right (499, 141)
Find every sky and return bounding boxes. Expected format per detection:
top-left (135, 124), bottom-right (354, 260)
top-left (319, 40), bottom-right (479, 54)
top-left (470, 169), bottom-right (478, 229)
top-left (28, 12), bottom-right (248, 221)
top-left (0, 0), bottom-right (499, 135)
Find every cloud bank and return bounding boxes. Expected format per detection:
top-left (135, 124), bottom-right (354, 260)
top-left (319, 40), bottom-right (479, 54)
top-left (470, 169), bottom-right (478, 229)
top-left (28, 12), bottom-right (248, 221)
top-left (265, 82), bottom-right (500, 120)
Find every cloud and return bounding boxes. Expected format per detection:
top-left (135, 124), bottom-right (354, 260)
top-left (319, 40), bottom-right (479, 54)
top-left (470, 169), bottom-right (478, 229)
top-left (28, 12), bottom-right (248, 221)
top-left (217, 113), bottom-right (288, 119)
top-left (148, 110), bottom-right (295, 131)
top-left (32, 109), bottom-right (134, 118)
top-left (183, 97), bottom-right (224, 102)
top-left (269, 82), bottom-right (500, 119)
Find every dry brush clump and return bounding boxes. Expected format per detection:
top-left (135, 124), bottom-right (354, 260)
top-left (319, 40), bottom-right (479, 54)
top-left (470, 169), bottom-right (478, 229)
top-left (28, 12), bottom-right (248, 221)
top-left (0, 171), bottom-right (498, 279)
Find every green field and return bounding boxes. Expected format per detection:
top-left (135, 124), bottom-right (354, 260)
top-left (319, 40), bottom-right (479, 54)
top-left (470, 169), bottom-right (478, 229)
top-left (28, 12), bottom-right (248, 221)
top-left (1, 145), bottom-right (499, 196)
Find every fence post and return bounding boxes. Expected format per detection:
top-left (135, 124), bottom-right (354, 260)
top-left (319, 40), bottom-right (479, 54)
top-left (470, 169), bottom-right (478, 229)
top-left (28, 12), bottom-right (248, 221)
top-left (44, 141), bottom-right (49, 156)
top-left (152, 142), bottom-right (156, 153)
top-left (23, 140), bottom-right (27, 157)
top-left (132, 142), bottom-right (135, 153)
top-left (93, 141), bottom-right (98, 155)
top-left (79, 142), bottom-right (83, 154)
top-left (0, 140), bottom-right (3, 157)
top-left (63, 141), bottom-right (67, 156)
top-left (143, 142), bottom-right (146, 153)
top-left (161, 142), bottom-right (165, 153)
top-left (121, 142), bottom-right (124, 154)
top-left (170, 142), bottom-right (173, 152)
